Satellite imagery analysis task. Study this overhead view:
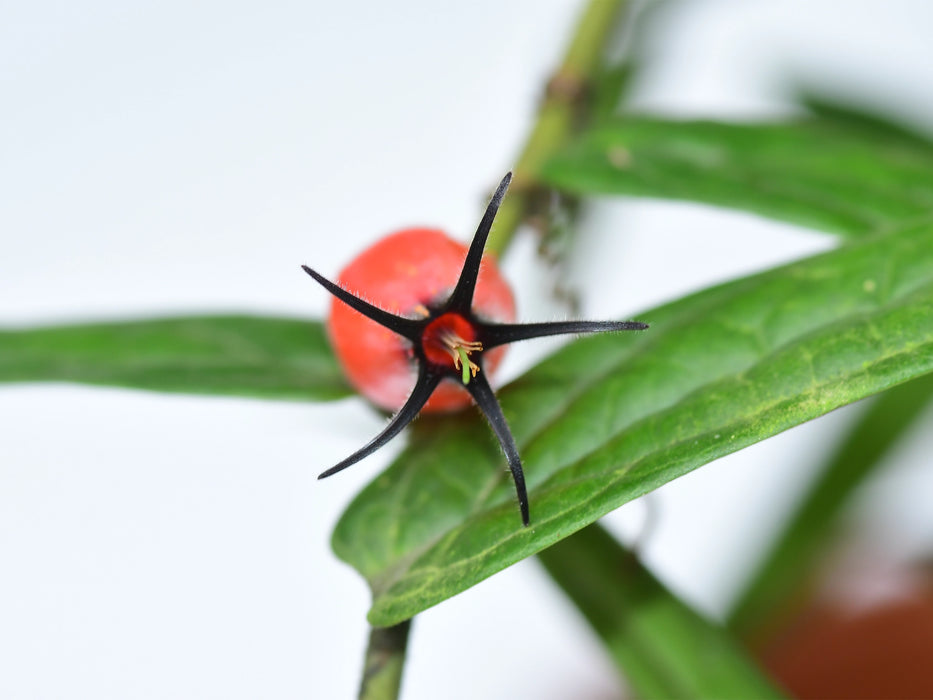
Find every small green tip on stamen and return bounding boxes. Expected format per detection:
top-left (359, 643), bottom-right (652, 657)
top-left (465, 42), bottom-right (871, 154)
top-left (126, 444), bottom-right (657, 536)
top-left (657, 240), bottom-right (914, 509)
top-left (457, 346), bottom-right (471, 384)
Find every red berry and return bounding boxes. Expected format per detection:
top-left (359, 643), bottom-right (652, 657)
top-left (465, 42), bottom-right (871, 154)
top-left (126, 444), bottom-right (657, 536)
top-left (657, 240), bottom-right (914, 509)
top-left (328, 228), bottom-right (515, 412)
top-left (303, 172), bottom-right (648, 525)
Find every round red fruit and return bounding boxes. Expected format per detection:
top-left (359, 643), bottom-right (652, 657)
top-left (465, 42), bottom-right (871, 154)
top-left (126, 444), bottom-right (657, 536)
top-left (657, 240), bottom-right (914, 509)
top-left (327, 228), bottom-right (515, 412)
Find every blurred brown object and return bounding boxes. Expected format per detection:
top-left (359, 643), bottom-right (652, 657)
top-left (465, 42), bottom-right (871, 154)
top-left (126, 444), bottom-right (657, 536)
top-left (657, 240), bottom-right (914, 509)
top-left (760, 563), bottom-right (933, 699)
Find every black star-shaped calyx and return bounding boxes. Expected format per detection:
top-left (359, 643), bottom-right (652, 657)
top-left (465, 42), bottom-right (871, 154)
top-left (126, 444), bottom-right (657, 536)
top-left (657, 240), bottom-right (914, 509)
top-left (302, 172), bottom-right (648, 526)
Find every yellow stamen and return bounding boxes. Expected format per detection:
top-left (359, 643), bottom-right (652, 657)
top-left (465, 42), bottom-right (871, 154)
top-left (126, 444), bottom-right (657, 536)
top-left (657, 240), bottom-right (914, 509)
top-left (442, 333), bottom-right (483, 385)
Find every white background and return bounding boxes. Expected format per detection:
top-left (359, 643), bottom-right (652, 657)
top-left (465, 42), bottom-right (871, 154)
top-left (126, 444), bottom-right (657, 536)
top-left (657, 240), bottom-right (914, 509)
top-left (3, 1), bottom-right (933, 698)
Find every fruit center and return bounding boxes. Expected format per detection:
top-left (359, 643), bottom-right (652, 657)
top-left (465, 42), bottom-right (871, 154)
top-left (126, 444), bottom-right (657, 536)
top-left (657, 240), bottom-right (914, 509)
top-left (422, 313), bottom-right (483, 384)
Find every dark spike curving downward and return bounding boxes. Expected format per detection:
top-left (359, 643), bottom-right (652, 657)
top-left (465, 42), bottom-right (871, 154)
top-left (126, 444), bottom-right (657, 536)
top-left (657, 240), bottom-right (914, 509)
top-left (465, 371), bottom-right (529, 526)
top-left (303, 171), bottom-right (648, 526)
top-left (317, 366), bottom-right (442, 479)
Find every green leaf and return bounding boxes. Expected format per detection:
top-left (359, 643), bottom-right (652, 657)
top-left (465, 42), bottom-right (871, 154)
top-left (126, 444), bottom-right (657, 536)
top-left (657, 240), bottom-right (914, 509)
top-left (0, 315), bottom-right (351, 401)
top-left (333, 221), bottom-right (933, 626)
top-left (798, 92), bottom-right (933, 148)
top-left (728, 371), bottom-right (933, 641)
top-left (539, 524), bottom-right (785, 699)
top-left (590, 60), bottom-right (637, 123)
top-left (540, 116), bottom-right (933, 236)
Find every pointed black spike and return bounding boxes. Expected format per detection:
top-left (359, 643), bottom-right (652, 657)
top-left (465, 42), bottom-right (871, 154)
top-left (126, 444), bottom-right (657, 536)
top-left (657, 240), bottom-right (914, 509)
top-left (301, 265), bottom-right (423, 341)
top-left (446, 172), bottom-right (512, 313)
top-left (479, 319), bottom-right (648, 349)
top-left (466, 371), bottom-right (529, 526)
top-left (318, 367), bottom-right (442, 479)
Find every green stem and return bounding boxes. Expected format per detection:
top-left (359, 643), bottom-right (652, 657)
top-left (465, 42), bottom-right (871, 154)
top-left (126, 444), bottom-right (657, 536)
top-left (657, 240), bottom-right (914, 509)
top-left (487, 0), bottom-right (628, 257)
top-left (358, 620), bottom-right (412, 700)
top-left (538, 523), bottom-right (785, 699)
top-left (353, 4), bottom-right (631, 696)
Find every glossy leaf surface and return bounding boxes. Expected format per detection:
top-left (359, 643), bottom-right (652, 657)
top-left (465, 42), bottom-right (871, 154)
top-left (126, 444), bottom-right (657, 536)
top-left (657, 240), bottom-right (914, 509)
top-left (333, 222), bottom-right (933, 625)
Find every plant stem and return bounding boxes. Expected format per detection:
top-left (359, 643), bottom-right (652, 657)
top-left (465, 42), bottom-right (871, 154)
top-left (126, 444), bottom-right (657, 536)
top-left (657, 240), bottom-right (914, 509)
top-left (538, 524), bottom-right (786, 699)
top-left (358, 620), bottom-right (412, 700)
top-left (353, 4), bottom-right (630, 697)
top-left (487, 0), bottom-right (629, 257)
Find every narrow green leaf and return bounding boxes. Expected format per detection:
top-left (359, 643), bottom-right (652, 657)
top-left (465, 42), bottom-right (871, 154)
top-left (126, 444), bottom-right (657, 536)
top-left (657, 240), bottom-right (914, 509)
top-left (798, 92), bottom-right (933, 148)
top-left (332, 222), bottom-right (933, 626)
top-left (0, 315), bottom-right (351, 401)
top-left (540, 117), bottom-right (933, 237)
top-left (590, 60), bottom-right (637, 123)
top-left (728, 371), bottom-right (933, 641)
top-left (539, 524), bottom-right (785, 699)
